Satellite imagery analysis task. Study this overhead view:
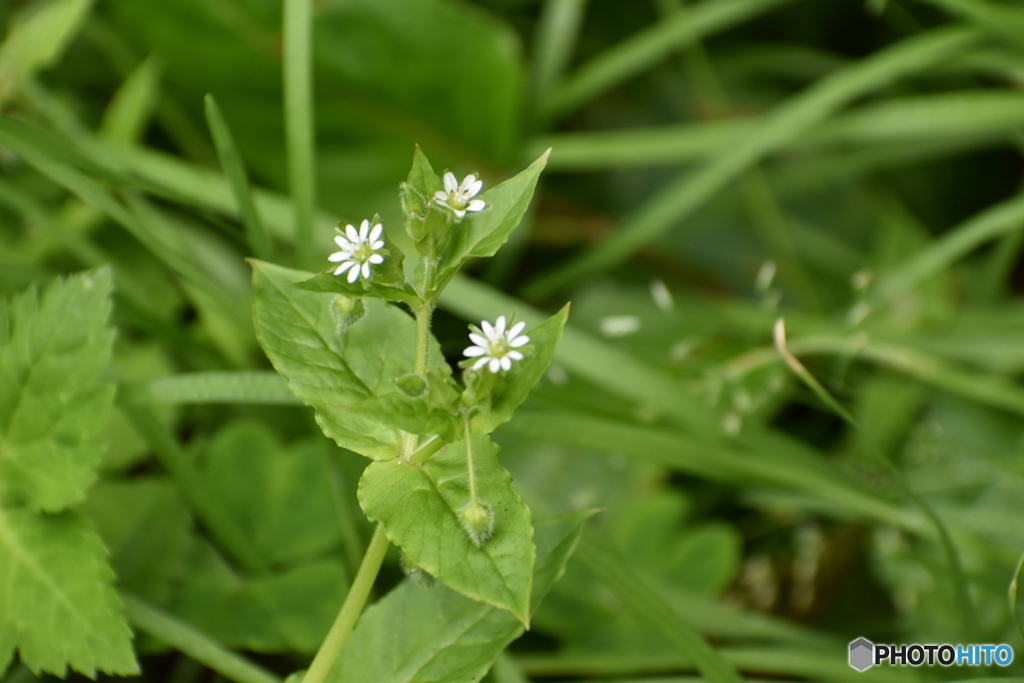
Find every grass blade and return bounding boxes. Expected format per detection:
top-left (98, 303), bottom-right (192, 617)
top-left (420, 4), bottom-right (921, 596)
top-left (98, 56), bottom-right (160, 146)
top-left (532, 90), bottom-right (1024, 171)
top-left (205, 93), bottom-right (273, 259)
top-left (283, 0), bottom-right (317, 269)
top-left (531, 0), bottom-right (589, 111)
top-left (875, 192), bottom-right (1024, 304)
top-left (121, 594), bottom-right (280, 683)
top-left (527, 26), bottom-right (981, 297)
top-left (577, 538), bottom-right (746, 683)
top-left (539, 0), bottom-right (794, 122)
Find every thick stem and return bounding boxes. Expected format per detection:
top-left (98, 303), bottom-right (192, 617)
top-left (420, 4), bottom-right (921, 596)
top-left (303, 524), bottom-right (390, 683)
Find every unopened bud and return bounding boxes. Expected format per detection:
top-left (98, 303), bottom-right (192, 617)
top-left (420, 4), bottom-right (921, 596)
top-left (394, 373), bottom-right (427, 398)
top-left (458, 500), bottom-right (495, 548)
top-left (331, 295), bottom-right (365, 328)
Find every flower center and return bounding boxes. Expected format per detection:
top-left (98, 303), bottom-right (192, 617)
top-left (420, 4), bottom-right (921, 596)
top-left (354, 242), bottom-right (375, 263)
top-left (449, 189), bottom-right (470, 210)
top-left (488, 338), bottom-right (510, 357)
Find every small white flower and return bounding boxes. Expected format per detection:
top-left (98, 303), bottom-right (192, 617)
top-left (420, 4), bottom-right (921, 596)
top-left (435, 172), bottom-right (486, 219)
top-left (464, 315), bottom-right (529, 373)
top-left (328, 219), bottom-right (385, 283)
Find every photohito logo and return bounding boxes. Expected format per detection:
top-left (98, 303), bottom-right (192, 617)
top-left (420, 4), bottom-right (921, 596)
top-left (849, 637), bottom-right (1014, 671)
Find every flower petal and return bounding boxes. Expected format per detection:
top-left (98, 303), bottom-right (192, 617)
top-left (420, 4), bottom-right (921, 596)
top-left (453, 208), bottom-right (466, 219)
top-left (467, 179), bottom-right (483, 197)
top-left (467, 199), bottom-right (485, 212)
top-left (494, 316), bottom-right (507, 336)
top-left (508, 321), bottom-right (526, 338)
top-left (443, 172), bottom-right (458, 193)
top-left (347, 265), bottom-right (361, 283)
top-left (509, 335), bottom-right (530, 348)
top-left (469, 333), bottom-right (488, 347)
top-left (346, 224), bottom-right (360, 242)
top-left (361, 262), bottom-right (372, 279)
top-left (489, 358), bottom-right (501, 373)
top-left (500, 356), bottom-right (512, 372)
top-left (368, 254), bottom-right (384, 264)
top-left (334, 261), bottom-right (355, 276)
top-left (359, 219), bottom-right (371, 240)
top-left (369, 223), bottom-right (383, 243)
top-left (507, 351), bottom-right (524, 361)
top-left (472, 357), bottom-right (489, 370)
top-left (464, 346), bottom-right (486, 357)
top-left (460, 174), bottom-right (477, 192)
top-left (481, 320), bottom-right (495, 337)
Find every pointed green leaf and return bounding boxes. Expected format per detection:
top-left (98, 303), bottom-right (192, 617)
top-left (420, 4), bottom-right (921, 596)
top-left (465, 305), bottom-right (569, 434)
top-left (251, 260), bottom-right (452, 459)
top-left (358, 434), bottom-right (534, 623)
top-left (330, 511), bottom-right (592, 683)
top-left (437, 150), bottom-right (550, 289)
top-left (0, 268), bottom-right (115, 512)
top-left (0, 506), bottom-right (138, 677)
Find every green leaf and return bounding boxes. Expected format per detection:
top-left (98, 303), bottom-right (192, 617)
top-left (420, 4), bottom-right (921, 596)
top-left (293, 271), bottom-right (418, 304)
top-left (436, 150), bottom-right (550, 290)
top-left (171, 540), bottom-right (347, 655)
top-left (0, 506), bottom-right (138, 676)
top-left (0, 268), bottom-right (115, 512)
top-left (358, 434), bottom-right (535, 623)
top-left (250, 260), bottom-right (452, 459)
top-left (465, 305), bottom-right (569, 434)
top-left (79, 477), bottom-right (192, 604)
top-left (330, 511), bottom-right (592, 683)
top-left (199, 421), bottom-right (341, 565)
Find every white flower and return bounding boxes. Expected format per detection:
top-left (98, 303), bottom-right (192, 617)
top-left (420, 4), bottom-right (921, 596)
top-left (464, 315), bottom-right (529, 373)
top-left (329, 219), bottom-right (385, 283)
top-left (435, 172), bottom-right (486, 219)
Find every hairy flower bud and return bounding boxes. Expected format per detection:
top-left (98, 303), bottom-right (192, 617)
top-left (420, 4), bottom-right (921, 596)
top-left (458, 500), bottom-right (495, 548)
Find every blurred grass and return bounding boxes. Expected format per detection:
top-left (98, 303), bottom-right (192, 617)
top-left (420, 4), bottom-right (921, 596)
top-left (3, 0), bottom-right (1024, 680)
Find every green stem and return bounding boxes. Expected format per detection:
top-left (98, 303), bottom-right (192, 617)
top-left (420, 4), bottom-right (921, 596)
top-left (121, 593), bottom-right (280, 683)
top-left (413, 302), bottom-right (433, 375)
top-left (304, 524), bottom-right (390, 683)
top-left (402, 303), bottom-right (434, 463)
top-left (464, 415), bottom-right (480, 507)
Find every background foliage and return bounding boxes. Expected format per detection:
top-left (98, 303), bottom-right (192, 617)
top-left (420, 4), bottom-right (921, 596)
top-left (2, 0), bottom-right (1024, 681)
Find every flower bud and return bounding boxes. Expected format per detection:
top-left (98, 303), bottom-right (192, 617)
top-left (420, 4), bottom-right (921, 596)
top-left (394, 373), bottom-right (427, 398)
top-left (330, 295), bottom-right (365, 329)
top-left (458, 500), bottom-right (495, 548)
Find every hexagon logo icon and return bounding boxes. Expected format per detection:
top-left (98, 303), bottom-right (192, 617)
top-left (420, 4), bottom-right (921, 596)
top-left (849, 637), bottom-right (874, 671)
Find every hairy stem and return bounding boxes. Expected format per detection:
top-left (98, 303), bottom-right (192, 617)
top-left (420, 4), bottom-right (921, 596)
top-left (303, 524), bottom-right (390, 683)
top-left (401, 302), bottom-right (434, 463)
top-left (464, 414), bottom-right (480, 507)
